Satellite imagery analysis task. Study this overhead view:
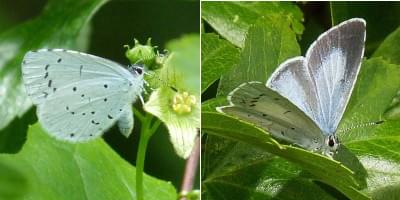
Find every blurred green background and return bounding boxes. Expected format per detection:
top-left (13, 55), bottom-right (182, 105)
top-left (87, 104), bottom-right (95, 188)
top-left (0, 0), bottom-right (199, 189)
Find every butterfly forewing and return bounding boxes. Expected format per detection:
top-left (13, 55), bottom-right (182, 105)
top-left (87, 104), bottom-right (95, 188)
top-left (267, 19), bottom-right (366, 134)
top-left (22, 49), bottom-right (134, 104)
top-left (218, 82), bottom-right (325, 151)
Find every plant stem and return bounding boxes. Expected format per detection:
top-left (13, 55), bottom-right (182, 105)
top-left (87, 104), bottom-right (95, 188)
top-left (179, 135), bottom-right (200, 200)
top-left (136, 113), bottom-right (161, 200)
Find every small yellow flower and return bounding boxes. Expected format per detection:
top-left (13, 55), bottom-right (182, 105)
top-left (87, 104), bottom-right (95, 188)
top-left (145, 88), bottom-right (200, 158)
top-left (172, 92), bottom-right (197, 114)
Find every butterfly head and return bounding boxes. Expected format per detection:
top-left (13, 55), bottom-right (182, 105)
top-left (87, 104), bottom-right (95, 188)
top-left (128, 64), bottom-right (145, 76)
top-left (323, 134), bottom-right (340, 157)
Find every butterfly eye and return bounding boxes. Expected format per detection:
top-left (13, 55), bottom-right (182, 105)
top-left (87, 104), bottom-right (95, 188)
top-left (133, 66), bottom-right (143, 75)
top-left (328, 138), bottom-right (335, 147)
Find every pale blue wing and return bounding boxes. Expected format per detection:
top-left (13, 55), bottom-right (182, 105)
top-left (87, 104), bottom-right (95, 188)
top-left (267, 18), bottom-right (366, 134)
top-left (22, 49), bottom-right (136, 104)
top-left (117, 104), bottom-right (134, 138)
top-left (217, 82), bottom-right (327, 152)
top-left (22, 49), bottom-right (144, 141)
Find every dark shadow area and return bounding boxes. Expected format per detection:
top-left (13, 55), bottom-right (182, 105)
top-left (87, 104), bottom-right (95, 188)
top-left (0, 107), bottom-right (36, 153)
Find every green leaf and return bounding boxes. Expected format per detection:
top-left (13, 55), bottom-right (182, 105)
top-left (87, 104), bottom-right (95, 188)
top-left (218, 17), bottom-right (300, 96)
top-left (0, 160), bottom-right (29, 200)
top-left (373, 26), bottom-right (400, 65)
top-left (0, 123), bottom-right (177, 199)
top-left (201, 33), bottom-right (240, 94)
top-left (340, 58), bottom-right (400, 140)
top-left (202, 136), bottom-right (353, 200)
top-left (330, 2), bottom-right (400, 55)
top-left (202, 112), bottom-right (369, 200)
top-left (0, 0), bottom-right (108, 152)
top-left (160, 34), bottom-right (200, 94)
top-left (201, 97), bottom-right (228, 112)
top-left (337, 58), bottom-right (400, 199)
top-left (202, 2), bottom-right (304, 48)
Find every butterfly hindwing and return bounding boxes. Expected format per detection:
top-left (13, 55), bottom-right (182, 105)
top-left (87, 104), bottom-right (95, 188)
top-left (117, 104), bottom-right (134, 138)
top-left (217, 82), bottom-right (325, 151)
top-left (36, 77), bottom-right (133, 141)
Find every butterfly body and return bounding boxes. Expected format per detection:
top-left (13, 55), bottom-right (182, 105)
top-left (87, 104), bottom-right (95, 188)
top-left (218, 18), bottom-right (366, 157)
top-left (22, 49), bottom-right (144, 142)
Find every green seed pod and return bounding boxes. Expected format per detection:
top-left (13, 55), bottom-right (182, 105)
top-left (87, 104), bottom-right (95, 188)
top-left (124, 38), bottom-right (156, 68)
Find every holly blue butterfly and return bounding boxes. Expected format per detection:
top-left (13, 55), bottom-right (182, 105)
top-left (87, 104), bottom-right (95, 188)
top-left (22, 49), bottom-right (145, 142)
top-left (217, 18), bottom-right (366, 156)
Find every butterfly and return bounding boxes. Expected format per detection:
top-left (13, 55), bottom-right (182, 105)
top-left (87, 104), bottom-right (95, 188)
top-left (217, 18), bottom-right (366, 156)
top-left (22, 49), bottom-right (145, 142)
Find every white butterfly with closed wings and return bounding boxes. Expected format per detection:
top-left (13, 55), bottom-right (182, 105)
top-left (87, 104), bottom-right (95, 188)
top-left (22, 49), bottom-right (145, 142)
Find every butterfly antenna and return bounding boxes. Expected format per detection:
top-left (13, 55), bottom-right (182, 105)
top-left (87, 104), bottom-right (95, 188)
top-left (338, 120), bottom-right (384, 133)
top-left (138, 94), bottom-right (145, 105)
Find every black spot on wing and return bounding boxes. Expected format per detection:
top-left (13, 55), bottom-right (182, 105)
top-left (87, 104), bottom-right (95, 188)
top-left (104, 84), bottom-right (108, 88)
top-left (107, 115), bottom-right (113, 119)
top-left (80, 65), bottom-right (83, 77)
top-left (91, 111), bottom-right (95, 115)
top-left (73, 87), bottom-right (77, 92)
top-left (104, 98), bottom-right (107, 102)
top-left (283, 111), bottom-right (291, 114)
top-left (45, 64), bottom-right (50, 70)
top-left (70, 133), bottom-right (75, 137)
top-left (48, 80), bottom-right (52, 87)
top-left (44, 72), bottom-right (49, 79)
top-left (57, 58), bottom-right (62, 63)
top-left (53, 88), bottom-right (57, 92)
top-left (91, 120), bottom-right (100, 125)
top-left (375, 120), bottom-right (384, 124)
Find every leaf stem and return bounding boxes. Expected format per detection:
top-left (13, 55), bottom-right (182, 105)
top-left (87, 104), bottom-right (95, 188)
top-left (179, 135), bottom-right (200, 200)
top-left (133, 109), bottom-right (145, 122)
top-left (136, 112), bottom-right (161, 200)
